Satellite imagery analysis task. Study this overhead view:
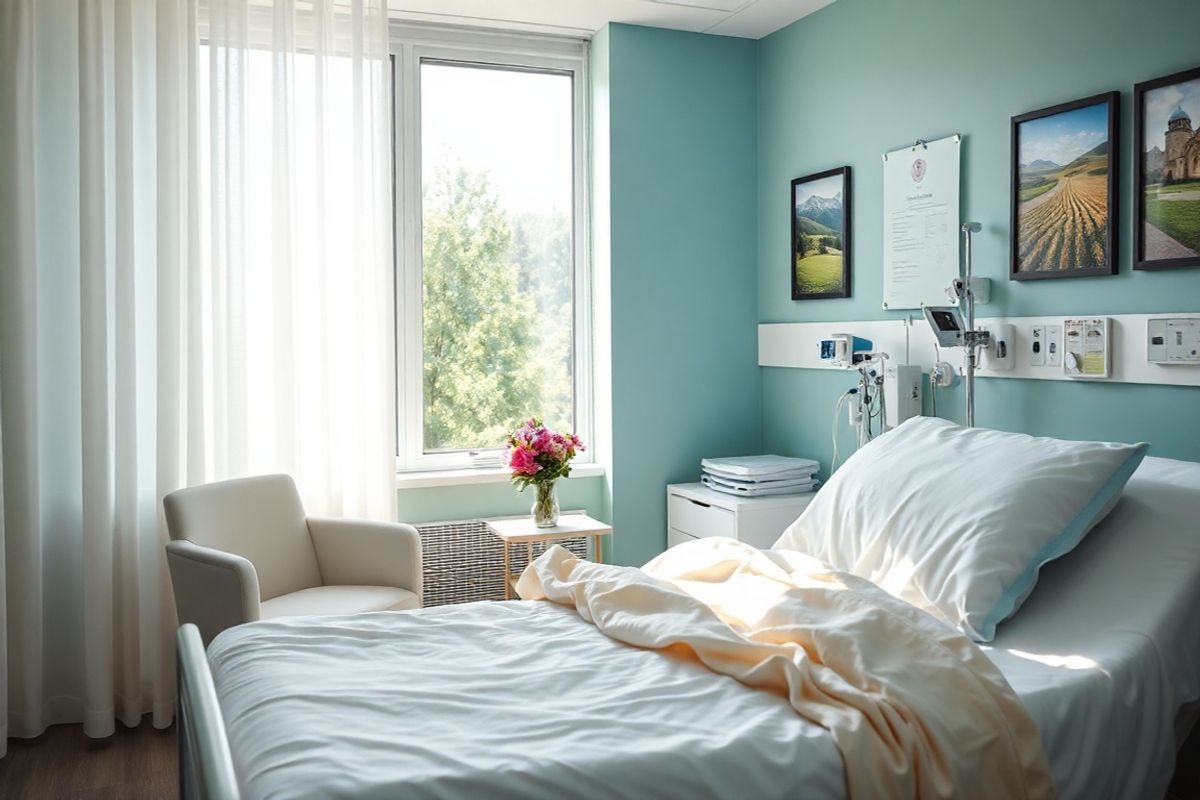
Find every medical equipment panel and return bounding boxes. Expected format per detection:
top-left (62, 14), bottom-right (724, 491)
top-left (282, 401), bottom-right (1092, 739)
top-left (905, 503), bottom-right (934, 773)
top-left (1147, 318), bottom-right (1200, 364)
top-left (883, 364), bottom-right (923, 429)
top-left (923, 306), bottom-right (966, 348)
top-left (945, 276), bottom-right (991, 306)
top-left (819, 334), bottom-right (873, 367)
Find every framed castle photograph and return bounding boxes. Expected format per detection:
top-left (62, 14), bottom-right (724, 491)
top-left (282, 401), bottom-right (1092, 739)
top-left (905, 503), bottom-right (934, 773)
top-left (1134, 66), bottom-right (1200, 271)
top-left (791, 167), bottom-right (851, 300)
top-left (1010, 92), bottom-right (1119, 281)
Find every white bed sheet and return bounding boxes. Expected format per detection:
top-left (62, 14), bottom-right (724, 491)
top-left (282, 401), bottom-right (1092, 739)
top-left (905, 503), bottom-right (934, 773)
top-left (209, 601), bottom-right (847, 800)
top-left (982, 455), bottom-right (1200, 800)
top-left (208, 455), bottom-right (1200, 800)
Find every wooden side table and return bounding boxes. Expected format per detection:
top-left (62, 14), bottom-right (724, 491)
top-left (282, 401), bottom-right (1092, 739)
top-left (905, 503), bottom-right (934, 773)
top-left (485, 514), bottom-right (614, 600)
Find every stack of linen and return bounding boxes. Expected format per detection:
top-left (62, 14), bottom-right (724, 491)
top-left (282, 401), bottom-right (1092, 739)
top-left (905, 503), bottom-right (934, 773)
top-left (700, 455), bottom-right (820, 498)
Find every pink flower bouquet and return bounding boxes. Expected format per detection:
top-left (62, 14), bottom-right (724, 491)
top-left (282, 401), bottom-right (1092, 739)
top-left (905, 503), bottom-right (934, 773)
top-left (506, 418), bottom-right (585, 490)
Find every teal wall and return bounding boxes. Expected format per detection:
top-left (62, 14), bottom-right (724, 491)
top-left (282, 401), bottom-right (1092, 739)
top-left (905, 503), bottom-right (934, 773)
top-left (758, 0), bottom-right (1200, 472)
top-left (602, 24), bottom-right (761, 565)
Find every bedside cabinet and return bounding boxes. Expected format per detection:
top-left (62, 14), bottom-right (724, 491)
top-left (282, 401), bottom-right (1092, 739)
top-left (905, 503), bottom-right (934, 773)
top-left (667, 483), bottom-right (817, 551)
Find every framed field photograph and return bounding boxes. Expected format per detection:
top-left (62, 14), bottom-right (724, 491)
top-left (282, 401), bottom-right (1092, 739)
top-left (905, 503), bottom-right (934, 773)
top-left (1134, 66), bottom-right (1200, 271)
top-left (791, 167), bottom-right (850, 300)
top-left (1010, 92), bottom-right (1119, 281)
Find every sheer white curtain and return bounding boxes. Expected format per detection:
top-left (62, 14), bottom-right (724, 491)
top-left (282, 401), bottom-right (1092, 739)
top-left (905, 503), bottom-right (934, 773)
top-left (0, 0), bottom-right (395, 754)
top-left (197, 0), bottom-right (395, 518)
top-left (0, 0), bottom-right (185, 751)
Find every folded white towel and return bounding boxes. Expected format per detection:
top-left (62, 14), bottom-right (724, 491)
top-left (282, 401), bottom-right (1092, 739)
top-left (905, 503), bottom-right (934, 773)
top-left (702, 468), bottom-right (818, 486)
top-left (701, 474), bottom-right (819, 497)
top-left (700, 455), bottom-right (819, 480)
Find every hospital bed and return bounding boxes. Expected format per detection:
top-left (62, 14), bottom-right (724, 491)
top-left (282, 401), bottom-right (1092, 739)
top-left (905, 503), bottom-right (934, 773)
top-left (176, 455), bottom-right (1200, 799)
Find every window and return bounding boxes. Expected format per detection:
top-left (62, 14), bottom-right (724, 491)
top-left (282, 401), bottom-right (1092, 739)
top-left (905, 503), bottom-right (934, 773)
top-left (393, 28), bottom-right (590, 471)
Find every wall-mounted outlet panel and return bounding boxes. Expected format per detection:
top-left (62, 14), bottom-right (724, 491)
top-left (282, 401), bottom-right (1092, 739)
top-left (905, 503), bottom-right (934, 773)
top-left (1029, 325), bottom-right (1046, 366)
top-left (759, 313), bottom-right (1200, 388)
top-left (1046, 325), bottom-right (1062, 367)
top-left (1148, 318), bottom-right (1200, 364)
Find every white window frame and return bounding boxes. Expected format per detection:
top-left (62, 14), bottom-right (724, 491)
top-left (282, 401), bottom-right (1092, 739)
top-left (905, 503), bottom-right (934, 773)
top-left (391, 23), bottom-right (592, 473)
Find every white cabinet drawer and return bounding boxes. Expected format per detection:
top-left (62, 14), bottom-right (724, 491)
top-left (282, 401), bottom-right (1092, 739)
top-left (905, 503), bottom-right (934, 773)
top-left (668, 495), bottom-right (735, 539)
top-left (667, 528), bottom-right (699, 549)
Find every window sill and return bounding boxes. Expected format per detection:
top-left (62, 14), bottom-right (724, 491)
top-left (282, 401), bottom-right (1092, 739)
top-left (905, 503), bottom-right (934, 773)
top-left (396, 462), bottom-right (605, 490)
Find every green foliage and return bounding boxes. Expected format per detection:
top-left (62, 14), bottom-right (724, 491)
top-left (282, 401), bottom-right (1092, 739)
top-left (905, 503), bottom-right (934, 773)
top-left (1019, 178), bottom-right (1058, 203)
top-left (796, 229), bottom-right (811, 256)
top-left (510, 210), bottom-right (574, 436)
top-left (421, 166), bottom-right (572, 451)
top-left (795, 253), bottom-right (844, 295)
top-left (796, 216), bottom-right (835, 237)
top-left (1156, 180), bottom-right (1200, 195)
top-left (1145, 198), bottom-right (1200, 253)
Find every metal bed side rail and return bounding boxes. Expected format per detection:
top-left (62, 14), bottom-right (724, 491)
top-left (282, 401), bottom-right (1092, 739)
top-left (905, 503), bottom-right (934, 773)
top-left (177, 623), bottom-right (241, 800)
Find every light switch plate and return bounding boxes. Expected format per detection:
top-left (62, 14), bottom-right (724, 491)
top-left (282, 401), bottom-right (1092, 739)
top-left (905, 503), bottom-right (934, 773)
top-left (1046, 325), bottom-right (1062, 367)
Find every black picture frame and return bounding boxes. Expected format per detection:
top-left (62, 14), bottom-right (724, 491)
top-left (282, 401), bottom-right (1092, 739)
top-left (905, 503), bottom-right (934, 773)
top-left (1010, 92), bottom-right (1119, 281)
top-left (1134, 65), bottom-right (1200, 271)
top-left (791, 167), bottom-right (851, 300)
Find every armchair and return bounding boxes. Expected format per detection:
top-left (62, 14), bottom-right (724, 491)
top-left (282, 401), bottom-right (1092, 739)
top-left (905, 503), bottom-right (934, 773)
top-left (164, 474), bottom-right (422, 644)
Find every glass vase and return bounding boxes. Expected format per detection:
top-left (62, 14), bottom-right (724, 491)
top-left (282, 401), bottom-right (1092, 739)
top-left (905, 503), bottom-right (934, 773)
top-left (532, 480), bottom-right (560, 528)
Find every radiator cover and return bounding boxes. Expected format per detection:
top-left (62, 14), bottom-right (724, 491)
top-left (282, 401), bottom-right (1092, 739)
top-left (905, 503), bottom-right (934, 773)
top-left (415, 518), bottom-right (589, 607)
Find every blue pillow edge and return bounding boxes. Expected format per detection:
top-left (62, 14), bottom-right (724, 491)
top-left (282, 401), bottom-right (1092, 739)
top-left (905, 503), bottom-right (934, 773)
top-left (974, 442), bottom-right (1150, 642)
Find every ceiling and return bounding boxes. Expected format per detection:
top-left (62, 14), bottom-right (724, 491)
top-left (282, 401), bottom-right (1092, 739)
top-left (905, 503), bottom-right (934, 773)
top-left (385, 0), bottom-right (837, 40)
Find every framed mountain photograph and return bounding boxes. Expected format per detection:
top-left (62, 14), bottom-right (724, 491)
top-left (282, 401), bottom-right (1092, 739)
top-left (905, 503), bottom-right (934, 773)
top-left (791, 167), bottom-right (851, 300)
top-left (1010, 92), bottom-right (1119, 281)
top-left (1134, 65), bottom-right (1200, 271)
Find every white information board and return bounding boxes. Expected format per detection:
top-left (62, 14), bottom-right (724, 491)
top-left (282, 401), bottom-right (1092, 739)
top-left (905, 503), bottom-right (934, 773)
top-left (882, 135), bottom-right (961, 309)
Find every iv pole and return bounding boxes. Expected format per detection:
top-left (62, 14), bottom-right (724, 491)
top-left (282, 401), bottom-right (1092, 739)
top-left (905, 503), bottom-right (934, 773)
top-left (960, 222), bottom-right (989, 428)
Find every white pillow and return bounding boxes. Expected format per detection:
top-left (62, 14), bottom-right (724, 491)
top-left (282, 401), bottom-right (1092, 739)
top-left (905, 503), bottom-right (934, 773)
top-left (774, 416), bottom-right (1147, 641)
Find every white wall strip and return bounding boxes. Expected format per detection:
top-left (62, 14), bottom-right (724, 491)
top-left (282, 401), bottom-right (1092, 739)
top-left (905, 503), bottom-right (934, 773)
top-left (759, 313), bottom-right (1200, 388)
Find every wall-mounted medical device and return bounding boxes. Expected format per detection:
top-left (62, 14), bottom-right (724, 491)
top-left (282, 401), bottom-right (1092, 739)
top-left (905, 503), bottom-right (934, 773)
top-left (883, 364), bottom-right (923, 429)
top-left (979, 323), bottom-right (1015, 371)
top-left (1147, 318), bottom-right (1200, 364)
top-left (1029, 325), bottom-right (1046, 366)
top-left (923, 223), bottom-right (991, 427)
top-left (1029, 324), bottom-right (1063, 367)
top-left (923, 306), bottom-right (966, 348)
top-left (819, 334), bottom-right (874, 367)
top-left (945, 276), bottom-right (991, 306)
top-left (1063, 317), bottom-right (1111, 378)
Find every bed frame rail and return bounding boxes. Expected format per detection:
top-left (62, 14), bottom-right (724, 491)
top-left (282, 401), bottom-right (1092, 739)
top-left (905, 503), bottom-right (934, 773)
top-left (177, 623), bottom-right (241, 800)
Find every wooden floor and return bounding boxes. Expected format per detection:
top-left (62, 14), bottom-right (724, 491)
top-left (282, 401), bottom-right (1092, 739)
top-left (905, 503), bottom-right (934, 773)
top-left (0, 720), bottom-right (175, 800)
top-left (0, 717), bottom-right (1197, 799)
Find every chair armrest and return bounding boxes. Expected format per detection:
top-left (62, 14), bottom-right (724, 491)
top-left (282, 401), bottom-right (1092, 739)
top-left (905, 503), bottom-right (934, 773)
top-left (166, 540), bottom-right (261, 646)
top-left (307, 517), bottom-right (423, 602)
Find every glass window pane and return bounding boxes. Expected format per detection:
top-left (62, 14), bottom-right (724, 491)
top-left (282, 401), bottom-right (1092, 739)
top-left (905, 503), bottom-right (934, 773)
top-left (420, 62), bottom-right (574, 453)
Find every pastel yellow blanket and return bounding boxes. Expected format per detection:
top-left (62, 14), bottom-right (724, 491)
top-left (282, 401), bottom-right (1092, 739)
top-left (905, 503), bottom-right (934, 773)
top-left (516, 538), bottom-right (1055, 800)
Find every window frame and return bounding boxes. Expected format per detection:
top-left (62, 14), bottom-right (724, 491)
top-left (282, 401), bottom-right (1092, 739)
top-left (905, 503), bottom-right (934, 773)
top-left (390, 23), bottom-right (592, 473)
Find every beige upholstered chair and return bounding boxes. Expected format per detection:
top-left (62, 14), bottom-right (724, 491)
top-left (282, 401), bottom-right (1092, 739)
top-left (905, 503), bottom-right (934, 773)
top-left (164, 474), bottom-right (422, 644)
